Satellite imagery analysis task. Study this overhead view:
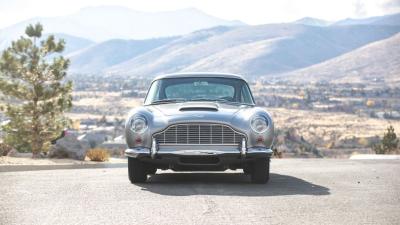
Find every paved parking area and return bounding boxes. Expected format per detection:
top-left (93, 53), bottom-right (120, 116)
top-left (1, 159), bottom-right (399, 225)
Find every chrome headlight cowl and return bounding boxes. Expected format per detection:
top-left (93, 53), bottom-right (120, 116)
top-left (130, 117), bottom-right (148, 134)
top-left (250, 116), bottom-right (269, 134)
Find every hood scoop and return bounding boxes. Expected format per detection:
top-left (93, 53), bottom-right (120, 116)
top-left (179, 103), bottom-right (218, 112)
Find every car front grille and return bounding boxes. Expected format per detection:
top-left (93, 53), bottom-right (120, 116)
top-left (154, 123), bottom-right (245, 145)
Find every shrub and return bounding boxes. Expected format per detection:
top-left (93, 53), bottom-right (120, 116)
top-left (272, 146), bottom-right (283, 158)
top-left (373, 125), bottom-right (399, 154)
top-left (366, 99), bottom-right (375, 108)
top-left (86, 148), bottom-right (110, 162)
top-left (0, 143), bottom-right (13, 156)
top-left (88, 140), bottom-right (97, 148)
top-left (325, 142), bottom-right (335, 149)
top-left (358, 137), bottom-right (370, 147)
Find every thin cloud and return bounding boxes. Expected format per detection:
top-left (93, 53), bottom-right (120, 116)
top-left (0, 0), bottom-right (399, 29)
top-left (382, 0), bottom-right (400, 13)
top-left (384, 0), bottom-right (400, 8)
top-left (353, 0), bottom-right (367, 17)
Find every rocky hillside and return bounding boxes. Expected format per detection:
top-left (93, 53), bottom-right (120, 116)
top-left (104, 24), bottom-right (400, 78)
top-left (281, 33), bottom-right (400, 85)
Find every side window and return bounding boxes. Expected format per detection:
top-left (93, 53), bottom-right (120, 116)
top-left (240, 85), bottom-right (253, 104)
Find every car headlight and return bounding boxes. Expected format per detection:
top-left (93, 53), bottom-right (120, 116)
top-left (130, 117), bottom-right (148, 134)
top-left (250, 116), bottom-right (268, 133)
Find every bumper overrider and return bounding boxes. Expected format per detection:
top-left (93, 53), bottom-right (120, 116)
top-left (125, 137), bottom-right (273, 166)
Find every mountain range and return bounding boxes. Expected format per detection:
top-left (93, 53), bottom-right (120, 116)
top-left (67, 37), bottom-right (177, 73)
top-left (103, 24), bottom-right (399, 78)
top-left (282, 33), bottom-right (400, 84)
top-left (0, 6), bottom-right (243, 46)
top-left (293, 17), bottom-right (332, 27)
top-left (0, 7), bottom-right (399, 84)
top-left (332, 13), bottom-right (400, 26)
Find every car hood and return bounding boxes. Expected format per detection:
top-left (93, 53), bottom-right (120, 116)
top-left (147, 102), bottom-right (250, 124)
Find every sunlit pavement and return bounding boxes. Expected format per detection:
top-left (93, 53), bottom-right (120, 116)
top-left (1, 159), bottom-right (399, 225)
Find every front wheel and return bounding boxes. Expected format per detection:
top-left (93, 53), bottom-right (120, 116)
top-left (147, 166), bottom-right (157, 175)
top-left (128, 157), bottom-right (147, 183)
top-left (243, 165), bottom-right (253, 174)
top-left (251, 158), bottom-right (270, 184)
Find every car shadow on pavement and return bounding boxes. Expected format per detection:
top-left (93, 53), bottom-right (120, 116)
top-left (136, 173), bottom-right (330, 196)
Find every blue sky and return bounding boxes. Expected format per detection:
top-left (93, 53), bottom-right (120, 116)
top-left (0, 0), bottom-right (399, 28)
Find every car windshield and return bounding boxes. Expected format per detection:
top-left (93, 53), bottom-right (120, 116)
top-left (144, 77), bottom-right (255, 105)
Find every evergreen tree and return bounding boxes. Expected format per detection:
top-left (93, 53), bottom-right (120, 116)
top-left (373, 125), bottom-right (399, 154)
top-left (0, 23), bottom-right (72, 157)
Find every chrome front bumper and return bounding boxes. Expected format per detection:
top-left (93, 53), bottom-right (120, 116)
top-left (125, 138), bottom-right (273, 159)
top-left (125, 146), bottom-right (273, 159)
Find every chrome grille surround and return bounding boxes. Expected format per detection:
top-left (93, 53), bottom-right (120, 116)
top-left (153, 123), bottom-right (246, 146)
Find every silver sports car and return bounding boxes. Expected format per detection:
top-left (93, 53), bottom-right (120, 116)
top-left (125, 73), bottom-right (274, 183)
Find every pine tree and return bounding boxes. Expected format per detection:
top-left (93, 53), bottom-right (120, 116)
top-left (373, 125), bottom-right (399, 154)
top-left (0, 23), bottom-right (72, 157)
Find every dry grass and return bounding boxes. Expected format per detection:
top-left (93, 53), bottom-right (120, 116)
top-left (68, 91), bottom-right (143, 118)
top-left (86, 148), bottom-right (110, 162)
top-left (73, 91), bottom-right (143, 107)
top-left (268, 107), bottom-right (400, 148)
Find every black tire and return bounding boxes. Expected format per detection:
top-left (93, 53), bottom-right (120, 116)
top-left (243, 165), bottom-right (253, 174)
top-left (251, 158), bottom-right (270, 184)
top-left (128, 157), bottom-right (147, 183)
top-left (147, 166), bottom-right (157, 175)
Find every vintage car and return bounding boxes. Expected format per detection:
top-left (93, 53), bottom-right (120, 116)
top-left (125, 73), bottom-right (274, 183)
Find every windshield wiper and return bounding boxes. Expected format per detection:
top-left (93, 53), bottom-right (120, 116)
top-left (189, 98), bottom-right (221, 102)
top-left (150, 98), bottom-right (185, 105)
top-left (189, 98), bottom-right (251, 105)
top-left (216, 99), bottom-right (254, 106)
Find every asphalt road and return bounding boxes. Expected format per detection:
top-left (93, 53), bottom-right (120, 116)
top-left (1, 159), bottom-right (399, 225)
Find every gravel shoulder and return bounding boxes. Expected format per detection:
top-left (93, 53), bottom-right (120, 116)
top-left (0, 156), bottom-right (127, 172)
top-left (0, 156), bottom-right (126, 165)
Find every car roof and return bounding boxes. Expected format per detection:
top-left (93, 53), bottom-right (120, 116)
top-left (153, 72), bottom-right (247, 81)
